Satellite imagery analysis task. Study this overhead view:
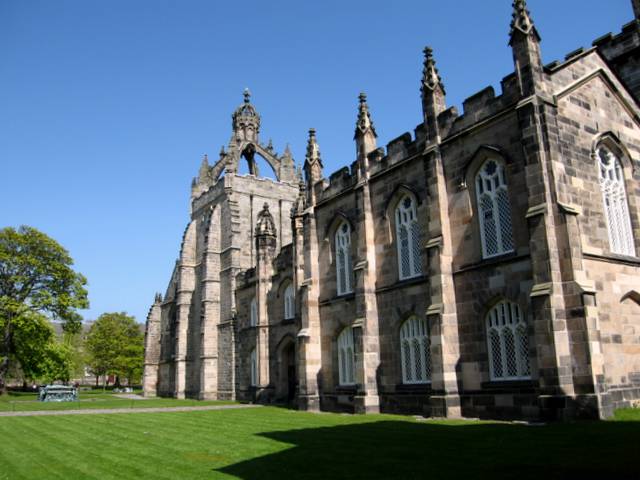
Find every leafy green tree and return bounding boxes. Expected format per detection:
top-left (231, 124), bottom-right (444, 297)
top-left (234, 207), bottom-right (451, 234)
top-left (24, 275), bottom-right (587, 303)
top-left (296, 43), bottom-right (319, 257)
top-left (0, 226), bottom-right (88, 393)
top-left (10, 312), bottom-right (74, 385)
top-left (86, 312), bottom-right (143, 386)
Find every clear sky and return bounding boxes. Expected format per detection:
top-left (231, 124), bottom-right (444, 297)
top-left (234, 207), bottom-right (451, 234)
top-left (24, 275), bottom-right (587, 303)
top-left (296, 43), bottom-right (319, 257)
top-left (0, 0), bottom-right (633, 323)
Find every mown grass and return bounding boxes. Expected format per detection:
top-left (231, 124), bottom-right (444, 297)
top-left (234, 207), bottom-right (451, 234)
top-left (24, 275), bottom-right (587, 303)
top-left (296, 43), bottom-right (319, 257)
top-left (0, 407), bottom-right (638, 479)
top-left (0, 391), bottom-right (235, 412)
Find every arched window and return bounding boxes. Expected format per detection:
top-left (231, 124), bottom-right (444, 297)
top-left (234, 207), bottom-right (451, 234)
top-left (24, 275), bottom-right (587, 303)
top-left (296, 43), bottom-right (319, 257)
top-left (400, 317), bottom-right (431, 384)
top-left (598, 145), bottom-right (635, 256)
top-left (335, 222), bottom-right (354, 295)
top-left (337, 327), bottom-right (355, 386)
top-left (475, 159), bottom-right (514, 258)
top-left (250, 297), bottom-right (257, 327)
top-left (284, 283), bottom-right (295, 320)
top-left (250, 348), bottom-right (257, 386)
top-left (485, 301), bottom-right (530, 381)
top-left (395, 195), bottom-right (423, 280)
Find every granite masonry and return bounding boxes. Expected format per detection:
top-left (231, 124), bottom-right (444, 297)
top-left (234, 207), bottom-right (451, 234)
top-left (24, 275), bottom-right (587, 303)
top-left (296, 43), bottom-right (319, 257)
top-left (144, 1), bottom-right (640, 420)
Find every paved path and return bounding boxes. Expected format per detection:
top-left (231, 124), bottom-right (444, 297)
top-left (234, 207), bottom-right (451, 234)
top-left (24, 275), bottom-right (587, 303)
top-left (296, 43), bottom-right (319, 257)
top-left (0, 403), bottom-right (262, 418)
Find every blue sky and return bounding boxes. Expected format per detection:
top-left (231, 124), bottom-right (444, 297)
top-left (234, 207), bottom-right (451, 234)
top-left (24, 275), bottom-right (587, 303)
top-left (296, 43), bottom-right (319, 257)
top-left (0, 1), bottom-right (632, 323)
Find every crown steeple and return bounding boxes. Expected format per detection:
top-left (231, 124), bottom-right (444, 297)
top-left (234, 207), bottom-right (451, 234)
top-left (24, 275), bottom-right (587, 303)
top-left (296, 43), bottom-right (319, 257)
top-left (232, 88), bottom-right (261, 142)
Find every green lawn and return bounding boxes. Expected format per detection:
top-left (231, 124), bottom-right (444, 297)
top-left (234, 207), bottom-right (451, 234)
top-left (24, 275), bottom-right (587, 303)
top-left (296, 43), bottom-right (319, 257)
top-left (0, 407), bottom-right (638, 480)
top-left (0, 391), bottom-right (235, 412)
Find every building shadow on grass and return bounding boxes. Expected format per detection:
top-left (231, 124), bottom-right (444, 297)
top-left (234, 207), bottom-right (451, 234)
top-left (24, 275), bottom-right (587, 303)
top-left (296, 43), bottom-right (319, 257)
top-left (216, 418), bottom-right (639, 480)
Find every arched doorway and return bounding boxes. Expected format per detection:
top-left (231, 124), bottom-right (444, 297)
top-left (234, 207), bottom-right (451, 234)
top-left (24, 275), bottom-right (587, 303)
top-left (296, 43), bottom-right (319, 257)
top-left (277, 337), bottom-right (297, 404)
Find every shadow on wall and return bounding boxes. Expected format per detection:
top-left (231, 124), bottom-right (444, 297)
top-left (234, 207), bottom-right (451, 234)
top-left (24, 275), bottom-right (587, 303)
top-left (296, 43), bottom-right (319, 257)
top-left (216, 418), bottom-right (638, 480)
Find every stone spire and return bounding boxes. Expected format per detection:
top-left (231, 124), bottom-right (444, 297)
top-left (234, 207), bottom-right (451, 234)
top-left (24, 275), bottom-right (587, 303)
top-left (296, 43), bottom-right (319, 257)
top-left (197, 154), bottom-right (210, 183)
top-left (354, 92), bottom-right (378, 160)
top-left (303, 128), bottom-right (323, 185)
top-left (421, 46), bottom-right (446, 143)
top-left (508, 0), bottom-right (544, 97)
top-left (509, 0), bottom-right (539, 40)
top-left (232, 88), bottom-right (261, 142)
top-left (154, 292), bottom-right (163, 303)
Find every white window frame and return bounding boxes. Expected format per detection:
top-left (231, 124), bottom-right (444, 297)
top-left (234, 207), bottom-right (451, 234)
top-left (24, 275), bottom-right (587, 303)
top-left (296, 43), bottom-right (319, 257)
top-left (335, 222), bottom-right (354, 295)
top-left (400, 316), bottom-right (431, 384)
top-left (475, 158), bottom-right (514, 259)
top-left (337, 327), bottom-right (355, 386)
top-left (250, 348), bottom-right (257, 386)
top-left (395, 195), bottom-right (423, 280)
top-left (486, 301), bottom-right (531, 381)
top-left (250, 297), bottom-right (257, 327)
top-left (597, 145), bottom-right (635, 256)
top-left (284, 283), bottom-right (295, 320)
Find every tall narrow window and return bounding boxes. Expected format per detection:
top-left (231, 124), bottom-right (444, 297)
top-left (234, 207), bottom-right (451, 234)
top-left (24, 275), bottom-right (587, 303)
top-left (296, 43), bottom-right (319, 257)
top-left (250, 297), bottom-right (257, 327)
top-left (475, 159), bottom-right (514, 258)
top-left (598, 146), bottom-right (635, 256)
top-left (335, 222), bottom-right (354, 295)
top-left (400, 317), bottom-right (431, 384)
top-left (337, 327), bottom-right (355, 385)
top-left (284, 283), bottom-right (295, 320)
top-left (250, 348), bottom-right (257, 386)
top-left (395, 196), bottom-right (423, 280)
top-left (486, 301), bottom-right (530, 381)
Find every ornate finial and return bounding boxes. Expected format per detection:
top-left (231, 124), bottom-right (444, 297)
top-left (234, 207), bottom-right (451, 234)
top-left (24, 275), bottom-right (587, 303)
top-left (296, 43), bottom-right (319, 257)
top-left (510, 0), bottom-right (535, 36)
top-left (197, 154), bottom-right (210, 184)
top-left (267, 138), bottom-right (274, 151)
top-left (304, 128), bottom-right (323, 183)
top-left (154, 292), bottom-right (163, 304)
top-left (243, 88), bottom-right (251, 103)
top-left (355, 91), bottom-right (377, 137)
top-left (284, 143), bottom-right (292, 157)
top-left (421, 46), bottom-right (444, 93)
top-left (255, 202), bottom-right (276, 237)
top-left (220, 145), bottom-right (226, 156)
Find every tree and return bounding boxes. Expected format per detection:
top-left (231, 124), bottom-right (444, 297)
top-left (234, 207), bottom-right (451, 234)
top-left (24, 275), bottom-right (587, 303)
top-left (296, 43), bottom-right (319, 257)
top-left (11, 311), bottom-right (74, 385)
top-left (86, 312), bottom-right (143, 387)
top-left (0, 226), bottom-right (88, 393)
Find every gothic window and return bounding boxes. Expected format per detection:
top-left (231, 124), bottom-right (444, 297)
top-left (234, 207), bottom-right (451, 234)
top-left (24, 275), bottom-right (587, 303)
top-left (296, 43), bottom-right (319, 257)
top-left (475, 159), bottom-right (514, 258)
top-left (284, 283), bottom-right (295, 320)
top-left (598, 145), bottom-right (635, 256)
top-left (485, 301), bottom-right (530, 381)
top-left (250, 348), bottom-right (257, 387)
top-left (400, 316), bottom-right (431, 384)
top-left (337, 327), bottom-right (355, 386)
top-left (335, 222), bottom-right (354, 295)
top-left (250, 297), bottom-right (257, 327)
top-left (395, 195), bottom-right (423, 280)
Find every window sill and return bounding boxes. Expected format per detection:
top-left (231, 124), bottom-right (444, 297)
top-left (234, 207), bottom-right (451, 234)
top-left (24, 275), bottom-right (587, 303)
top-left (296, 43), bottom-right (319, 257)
top-left (280, 317), bottom-right (295, 326)
top-left (583, 251), bottom-right (640, 267)
top-left (375, 275), bottom-right (427, 294)
top-left (335, 385), bottom-right (358, 393)
top-left (481, 379), bottom-right (535, 391)
top-left (454, 251), bottom-right (529, 275)
top-left (319, 292), bottom-right (356, 306)
top-left (395, 383), bottom-right (432, 393)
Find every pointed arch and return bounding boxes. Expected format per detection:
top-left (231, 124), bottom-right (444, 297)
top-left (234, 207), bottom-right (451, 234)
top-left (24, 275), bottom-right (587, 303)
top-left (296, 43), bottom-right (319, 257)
top-left (485, 300), bottom-right (530, 381)
top-left (385, 187), bottom-right (423, 280)
top-left (337, 327), bottom-right (355, 386)
top-left (621, 290), bottom-right (640, 306)
top-left (399, 316), bottom-right (431, 384)
top-left (594, 135), bottom-right (636, 256)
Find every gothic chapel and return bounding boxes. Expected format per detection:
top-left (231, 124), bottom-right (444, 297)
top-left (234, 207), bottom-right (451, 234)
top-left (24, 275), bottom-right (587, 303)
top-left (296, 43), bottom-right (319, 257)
top-left (144, 1), bottom-right (640, 420)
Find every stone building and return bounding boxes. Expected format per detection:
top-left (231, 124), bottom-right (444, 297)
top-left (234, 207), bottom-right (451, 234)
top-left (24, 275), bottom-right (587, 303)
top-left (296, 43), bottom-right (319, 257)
top-left (144, 1), bottom-right (640, 420)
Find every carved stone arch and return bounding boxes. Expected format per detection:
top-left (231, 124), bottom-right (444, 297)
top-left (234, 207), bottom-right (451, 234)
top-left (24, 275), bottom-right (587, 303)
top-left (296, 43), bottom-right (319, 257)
top-left (392, 307), bottom-right (420, 336)
top-left (621, 290), bottom-right (640, 305)
top-left (276, 276), bottom-right (294, 297)
top-left (322, 212), bottom-right (355, 266)
top-left (383, 184), bottom-right (421, 244)
top-left (180, 221), bottom-right (197, 264)
top-left (462, 145), bottom-right (511, 190)
top-left (211, 156), bottom-right (227, 182)
top-left (592, 131), bottom-right (636, 174)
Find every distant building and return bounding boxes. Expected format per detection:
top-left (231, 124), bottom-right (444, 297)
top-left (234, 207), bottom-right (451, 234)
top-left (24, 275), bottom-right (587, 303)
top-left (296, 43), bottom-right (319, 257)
top-left (144, 1), bottom-right (640, 420)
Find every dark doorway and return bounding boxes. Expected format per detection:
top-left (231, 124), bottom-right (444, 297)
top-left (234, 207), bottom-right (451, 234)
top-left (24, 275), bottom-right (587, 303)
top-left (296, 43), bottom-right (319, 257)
top-left (284, 342), bottom-right (296, 403)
